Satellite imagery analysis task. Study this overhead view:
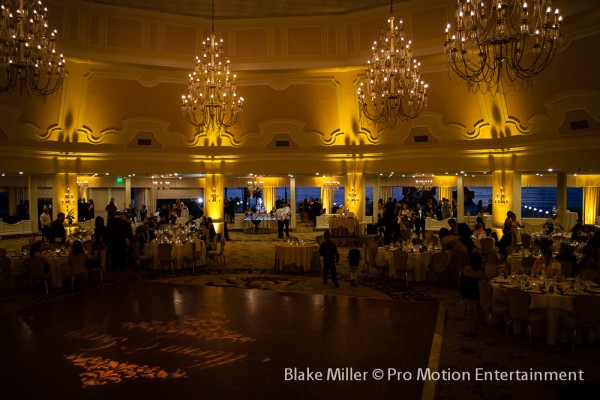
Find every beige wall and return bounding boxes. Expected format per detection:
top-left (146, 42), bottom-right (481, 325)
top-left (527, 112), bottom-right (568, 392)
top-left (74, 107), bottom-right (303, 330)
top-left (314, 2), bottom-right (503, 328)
top-left (0, 0), bottom-right (599, 180)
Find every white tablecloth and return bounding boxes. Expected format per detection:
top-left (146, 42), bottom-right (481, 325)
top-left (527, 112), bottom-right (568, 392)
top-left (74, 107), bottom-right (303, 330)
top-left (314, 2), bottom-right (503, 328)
top-left (241, 218), bottom-right (277, 233)
top-left (274, 243), bottom-right (320, 272)
top-left (490, 277), bottom-right (600, 345)
top-left (10, 255), bottom-right (68, 288)
top-left (145, 240), bottom-right (202, 270)
top-left (375, 247), bottom-right (431, 281)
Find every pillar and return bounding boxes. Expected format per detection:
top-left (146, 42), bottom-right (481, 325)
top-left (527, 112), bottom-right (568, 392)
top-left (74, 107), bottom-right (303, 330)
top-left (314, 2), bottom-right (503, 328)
top-left (54, 173), bottom-right (78, 227)
top-left (345, 172), bottom-right (364, 218)
top-left (491, 170), bottom-right (516, 231)
top-left (556, 172), bottom-right (567, 227)
top-left (205, 173), bottom-right (224, 233)
top-left (290, 176), bottom-right (296, 229)
top-left (29, 175), bottom-right (39, 231)
top-left (457, 175), bottom-right (464, 221)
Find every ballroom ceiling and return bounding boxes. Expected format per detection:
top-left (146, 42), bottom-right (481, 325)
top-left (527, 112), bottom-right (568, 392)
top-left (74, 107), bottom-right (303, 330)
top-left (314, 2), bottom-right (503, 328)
top-left (83, 0), bottom-right (396, 19)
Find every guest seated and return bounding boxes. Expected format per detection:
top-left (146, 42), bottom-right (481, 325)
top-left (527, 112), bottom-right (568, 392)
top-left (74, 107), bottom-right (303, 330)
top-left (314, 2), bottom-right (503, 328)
top-left (531, 249), bottom-right (560, 277)
top-left (185, 215), bottom-right (197, 230)
top-left (554, 242), bottom-right (577, 277)
top-left (459, 253), bottom-right (487, 301)
top-left (85, 233), bottom-right (106, 270)
top-left (473, 222), bottom-right (487, 239)
top-left (575, 244), bottom-right (597, 276)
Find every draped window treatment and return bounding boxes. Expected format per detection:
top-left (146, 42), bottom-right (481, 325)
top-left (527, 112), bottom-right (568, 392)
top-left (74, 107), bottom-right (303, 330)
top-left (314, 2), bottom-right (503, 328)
top-left (321, 187), bottom-right (333, 214)
top-left (263, 186), bottom-right (276, 213)
top-left (379, 186), bottom-right (392, 202)
top-left (583, 187), bottom-right (600, 225)
top-left (439, 186), bottom-right (452, 202)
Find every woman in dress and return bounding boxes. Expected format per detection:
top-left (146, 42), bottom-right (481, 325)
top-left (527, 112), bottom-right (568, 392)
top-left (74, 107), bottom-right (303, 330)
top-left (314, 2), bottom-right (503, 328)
top-left (439, 228), bottom-right (470, 288)
top-left (87, 199), bottom-right (95, 219)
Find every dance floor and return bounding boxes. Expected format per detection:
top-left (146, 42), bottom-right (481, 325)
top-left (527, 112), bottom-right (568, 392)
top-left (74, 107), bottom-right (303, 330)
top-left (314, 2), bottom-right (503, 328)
top-left (2, 281), bottom-right (440, 399)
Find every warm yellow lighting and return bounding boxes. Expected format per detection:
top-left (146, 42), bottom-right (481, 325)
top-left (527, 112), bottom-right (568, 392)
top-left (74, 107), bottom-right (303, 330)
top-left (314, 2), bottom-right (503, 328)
top-left (494, 186), bottom-right (509, 205)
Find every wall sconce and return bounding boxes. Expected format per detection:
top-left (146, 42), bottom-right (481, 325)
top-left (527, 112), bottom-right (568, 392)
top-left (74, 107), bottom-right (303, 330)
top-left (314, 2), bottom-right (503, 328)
top-left (347, 187), bottom-right (358, 203)
top-left (494, 186), bottom-right (509, 205)
top-left (208, 187), bottom-right (220, 203)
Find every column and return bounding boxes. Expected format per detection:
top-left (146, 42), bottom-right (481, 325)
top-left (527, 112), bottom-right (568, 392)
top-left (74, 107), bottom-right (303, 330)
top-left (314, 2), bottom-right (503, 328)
top-left (345, 172), bottom-right (364, 218)
top-left (29, 175), bottom-right (39, 232)
top-left (290, 176), bottom-right (296, 229)
top-left (457, 175), bottom-right (464, 221)
top-left (556, 172), bottom-right (567, 228)
top-left (205, 173), bottom-right (224, 233)
top-left (54, 173), bottom-right (78, 227)
top-left (583, 187), bottom-right (600, 225)
top-left (125, 177), bottom-right (132, 209)
top-left (491, 170), bottom-right (515, 232)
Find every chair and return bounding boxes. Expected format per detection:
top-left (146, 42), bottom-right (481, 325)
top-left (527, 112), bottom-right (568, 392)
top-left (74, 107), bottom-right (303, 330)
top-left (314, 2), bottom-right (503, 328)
top-left (483, 262), bottom-right (499, 280)
top-left (183, 240), bottom-right (205, 273)
top-left (479, 237), bottom-right (496, 263)
top-left (429, 251), bottom-right (448, 289)
top-left (577, 268), bottom-right (599, 282)
top-left (478, 280), bottom-right (508, 328)
top-left (391, 250), bottom-right (410, 285)
top-left (0, 255), bottom-right (19, 290)
top-left (89, 249), bottom-right (107, 285)
top-left (157, 243), bottom-right (176, 275)
top-left (520, 233), bottom-right (532, 250)
top-left (207, 237), bottom-right (226, 268)
top-left (69, 254), bottom-right (89, 291)
top-left (365, 242), bottom-right (388, 278)
top-left (505, 289), bottom-right (545, 345)
top-left (129, 241), bottom-right (154, 271)
top-left (560, 261), bottom-right (573, 278)
top-left (521, 256), bottom-right (537, 274)
top-left (28, 257), bottom-right (51, 295)
top-left (559, 295), bottom-right (600, 350)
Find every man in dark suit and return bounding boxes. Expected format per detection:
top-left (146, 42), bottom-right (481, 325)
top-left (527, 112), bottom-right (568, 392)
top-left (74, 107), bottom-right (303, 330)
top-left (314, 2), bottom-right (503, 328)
top-left (49, 212), bottom-right (67, 243)
top-left (414, 203), bottom-right (427, 240)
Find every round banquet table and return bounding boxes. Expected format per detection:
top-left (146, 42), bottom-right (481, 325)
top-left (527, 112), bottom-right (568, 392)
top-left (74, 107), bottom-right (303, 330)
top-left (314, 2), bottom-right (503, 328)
top-left (10, 255), bottom-right (69, 288)
top-left (329, 217), bottom-right (358, 235)
top-left (490, 276), bottom-right (600, 345)
top-left (145, 240), bottom-right (202, 270)
top-left (375, 247), bottom-right (432, 281)
top-left (242, 218), bottom-right (277, 233)
top-left (274, 243), bottom-right (320, 273)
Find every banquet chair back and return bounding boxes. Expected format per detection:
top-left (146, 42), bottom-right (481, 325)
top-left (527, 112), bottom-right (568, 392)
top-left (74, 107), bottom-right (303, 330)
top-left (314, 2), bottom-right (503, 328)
top-left (0, 255), bottom-right (14, 290)
top-left (392, 250), bottom-right (410, 285)
top-left (184, 240), bottom-right (205, 273)
top-left (69, 253), bottom-right (89, 291)
top-left (479, 280), bottom-right (508, 328)
top-left (506, 289), bottom-right (545, 345)
top-left (207, 238), bottom-right (226, 267)
top-left (29, 257), bottom-right (50, 295)
top-left (560, 261), bottom-right (573, 278)
top-left (157, 243), bottom-right (175, 275)
top-left (560, 295), bottom-right (600, 350)
top-left (520, 233), bottom-right (532, 249)
top-left (521, 256), bottom-right (537, 274)
top-left (479, 237), bottom-right (495, 263)
top-left (483, 262), bottom-right (498, 280)
top-left (429, 251), bottom-right (448, 289)
top-left (577, 268), bottom-right (599, 282)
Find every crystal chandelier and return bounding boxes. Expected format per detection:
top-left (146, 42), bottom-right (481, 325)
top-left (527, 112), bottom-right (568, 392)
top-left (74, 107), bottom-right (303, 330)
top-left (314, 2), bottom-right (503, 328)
top-left (247, 179), bottom-right (263, 198)
top-left (323, 179), bottom-right (340, 191)
top-left (415, 176), bottom-right (433, 191)
top-left (152, 177), bottom-right (170, 190)
top-left (357, 0), bottom-right (428, 125)
top-left (181, 0), bottom-right (244, 132)
top-left (0, 0), bottom-right (66, 96)
top-left (494, 186), bottom-right (509, 204)
top-left (347, 187), bottom-right (359, 203)
top-left (444, 0), bottom-right (563, 94)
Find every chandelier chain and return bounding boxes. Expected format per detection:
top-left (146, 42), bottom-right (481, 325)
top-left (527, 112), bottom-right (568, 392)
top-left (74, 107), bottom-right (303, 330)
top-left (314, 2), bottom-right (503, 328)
top-left (0, 0), bottom-right (66, 96)
top-left (444, 0), bottom-right (563, 94)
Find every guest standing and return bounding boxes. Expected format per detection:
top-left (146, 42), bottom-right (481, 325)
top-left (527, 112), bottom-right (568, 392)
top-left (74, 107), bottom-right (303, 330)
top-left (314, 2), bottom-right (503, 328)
top-left (319, 230), bottom-right (339, 288)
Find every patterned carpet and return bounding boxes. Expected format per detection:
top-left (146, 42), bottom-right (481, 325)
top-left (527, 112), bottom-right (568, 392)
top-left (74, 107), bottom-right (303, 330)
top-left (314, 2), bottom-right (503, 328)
top-left (1, 228), bottom-right (599, 399)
